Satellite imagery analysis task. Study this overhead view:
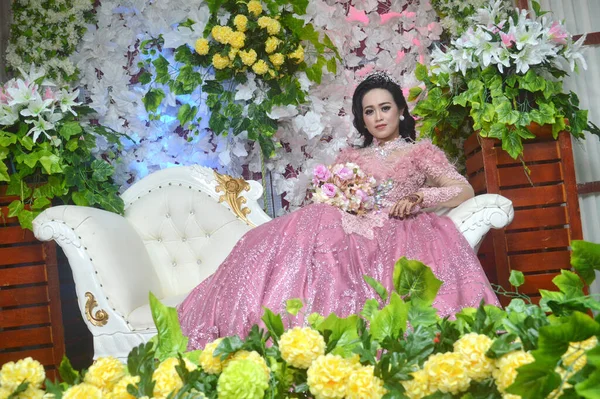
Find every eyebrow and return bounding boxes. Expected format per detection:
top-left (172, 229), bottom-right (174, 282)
top-left (364, 102), bottom-right (392, 109)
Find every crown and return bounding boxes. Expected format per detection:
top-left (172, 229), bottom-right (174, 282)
top-left (359, 70), bottom-right (401, 87)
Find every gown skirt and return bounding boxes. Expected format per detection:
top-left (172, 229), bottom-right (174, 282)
top-left (178, 203), bottom-right (500, 350)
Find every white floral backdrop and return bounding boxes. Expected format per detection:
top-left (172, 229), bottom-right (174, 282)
top-left (72, 0), bottom-right (441, 214)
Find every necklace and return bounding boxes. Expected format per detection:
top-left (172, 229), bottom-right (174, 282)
top-left (372, 138), bottom-right (407, 158)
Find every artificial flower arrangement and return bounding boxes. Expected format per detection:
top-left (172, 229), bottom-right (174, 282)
top-left (2, 240), bottom-right (600, 399)
top-left (412, 0), bottom-right (600, 162)
top-left (429, 0), bottom-right (513, 39)
top-left (6, 0), bottom-right (95, 83)
top-left (0, 66), bottom-right (125, 229)
top-left (311, 163), bottom-right (376, 215)
top-left (138, 0), bottom-right (339, 158)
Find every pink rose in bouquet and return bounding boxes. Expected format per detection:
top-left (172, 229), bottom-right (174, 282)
top-left (311, 162), bottom-right (376, 215)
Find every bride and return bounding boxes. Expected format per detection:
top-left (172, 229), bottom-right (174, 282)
top-left (178, 71), bottom-right (500, 349)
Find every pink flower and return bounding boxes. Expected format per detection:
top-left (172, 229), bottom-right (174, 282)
top-left (548, 21), bottom-right (568, 45)
top-left (500, 32), bottom-right (516, 48)
top-left (313, 164), bottom-right (331, 182)
top-left (43, 87), bottom-right (55, 101)
top-left (322, 183), bottom-right (337, 198)
top-left (335, 167), bottom-right (354, 181)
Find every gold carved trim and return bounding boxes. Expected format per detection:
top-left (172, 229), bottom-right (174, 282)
top-left (85, 292), bottom-right (109, 327)
top-left (213, 171), bottom-right (255, 227)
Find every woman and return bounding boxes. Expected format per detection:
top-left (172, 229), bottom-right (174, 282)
top-left (178, 72), bottom-right (500, 349)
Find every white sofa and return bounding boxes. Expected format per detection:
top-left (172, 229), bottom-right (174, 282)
top-left (33, 165), bottom-right (514, 360)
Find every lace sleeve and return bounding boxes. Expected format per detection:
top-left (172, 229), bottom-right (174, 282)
top-left (334, 147), bottom-right (361, 164)
top-left (414, 140), bottom-right (474, 208)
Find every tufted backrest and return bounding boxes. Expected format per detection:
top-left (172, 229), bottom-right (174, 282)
top-left (125, 184), bottom-right (254, 297)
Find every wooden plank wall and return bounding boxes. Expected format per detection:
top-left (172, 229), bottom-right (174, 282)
top-left (464, 130), bottom-right (583, 305)
top-left (0, 185), bottom-right (65, 379)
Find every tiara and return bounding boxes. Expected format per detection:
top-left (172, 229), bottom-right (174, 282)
top-left (359, 70), bottom-right (401, 86)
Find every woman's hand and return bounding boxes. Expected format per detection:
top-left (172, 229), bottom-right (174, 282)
top-left (389, 192), bottom-right (423, 219)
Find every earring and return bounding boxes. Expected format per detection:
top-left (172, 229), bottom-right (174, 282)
top-left (399, 115), bottom-right (405, 121)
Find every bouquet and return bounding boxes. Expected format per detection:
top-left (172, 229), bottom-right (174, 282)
top-left (311, 162), bottom-right (376, 215)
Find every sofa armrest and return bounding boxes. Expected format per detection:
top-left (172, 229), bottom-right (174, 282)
top-left (445, 194), bottom-right (514, 251)
top-left (33, 206), bottom-right (164, 331)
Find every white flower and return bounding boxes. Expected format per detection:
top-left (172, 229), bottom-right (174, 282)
top-left (19, 96), bottom-right (54, 118)
top-left (293, 111), bottom-right (324, 139)
top-left (55, 88), bottom-right (81, 115)
top-left (562, 35), bottom-right (588, 72)
top-left (25, 116), bottom-right (55, 142)
top-left (7, 79), bottom-right (37, 107)
top-left (0, 104), bottom-right (19, 126)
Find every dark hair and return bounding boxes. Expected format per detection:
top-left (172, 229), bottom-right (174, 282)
top-left (351, 72), bottom-right (416, 147)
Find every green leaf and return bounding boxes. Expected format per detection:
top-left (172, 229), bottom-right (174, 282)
top-left (486, 333), bottom-right (521, 359)
top-left (308, 312), bottom-right (324, 328)
top-left (177, 104), bottom-right (198, 127)
top-left (39, 153), bottom-right (62, 174)
top-left (66, 138), bottom-right (79, 151)
top-left (363, 275), bottom-right (388, 302)
top-left (59, 122), bottom-right (82, 139)
top-left (291, 0), bottom-right (309, 14)
top-left (0, 160), bottom-right (9, 182)
top-left (553, 270), bottom-right (585, 298)
top-left (43, 379), bottom-right (64, 399)
top-left (316, 313), bottom-right (359, 357)
top-left (202, 80), bottom-right (223, 94)
top-left (571, 240), bottom-right (600, 285)
top-left (91, 159), bottom-right (114, 182)
top-left (509, 270), bottom-right (525, 288)
top-left (18, 209), bottom-right (35, 230)
top-left (138, 71), bottom-right (152, 85)
top-left (496, 99), bottom-right (519, 125)
top-left (576, 346), bottom-right (600, 398)
top-left (58, 356), bottom-right (80, 385)
top-left (213, 336), bottom-right (244, 360)
top-left (407, 303), bottom-right (439, 328)
top-left (361, 298), bottom-right (380, 321)
top-left (0, 132), bottom-right (18, 147)
top-left (72, 191), bottom-right (90, 206)
top-left (174, 45), bottom-right (195, 64)
top-left (285, 298), bottom-right (303, 316)
top-left (370, 292), bottom-right (408, 341)
top-left (142, 88), bottom-right (165, 113)
top-left (407, 87), bottom-right (423, 102)
top-left (506, 362), bottom-right (561, 398)
top-left (393, 257), bottom-right (442, 306)
top-left (7, 200), bottom-right (24, 217)
top-left (520, 70), bottom-right (546, 93)
top-left (501, 129), bottom-right (523, 159)
top-left (126, 342), bottom-right (156, 397)
top-left (7, 382), bottom-right (29, 399)
top-left (415, 63), bottom-right (428, 82)
top-left (529, 102), bottom-right (556, 125)
top-left (149, 291), bottom-right (189, 360)
top-left (153, 55), bottom-right (170, 84)
top-left (262, 307), bottom-right (284, 343)
top-left (32, 196), bottom-right (51, 210)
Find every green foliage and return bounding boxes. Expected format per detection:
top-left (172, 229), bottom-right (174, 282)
top-left (139, 0), bottom-right (340, 157)
top-left (149, 292), bottom-right (189, 360)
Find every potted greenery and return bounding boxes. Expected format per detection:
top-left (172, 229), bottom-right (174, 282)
top-left (411, 0), bottom-right (599, 162)
top-left (0, 66), bottom-right (125, 230)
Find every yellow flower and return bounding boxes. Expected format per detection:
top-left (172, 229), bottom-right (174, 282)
top-left (84, 356), bottom-right (126, 392)
top-left (265, 36), bottom-right (281, 54)
top-left (212, 54), bottom-right (230, 70)
top-left (288, 45), bottom-right (305, 64)
top-left (229, 48), bottom-right (239, 61)
top-left (252, 59), bottom-right (269, 75)
top-left (279, 327), bottom-right (326, 369)
top-left (423, 352), bottom-right (471, 395)
top-left (0, 357), bottom-right (45, 391)
top-left (229, 31), bottom-right (246, 49)
top-left (345, 365), bottom-right (386, 399)
top-left (194, 38), bottom-right (210, 55)
top-left (562, 336), bottom-right (597, 372)
top-left (247, 0), bottom-right (263, 17)
top-left (211, 25), bottom-right (234, 45)
top-left (223, 351), bottom-right (270, 379)
top-left (217, 359), bottom-right (269, 399)
top-left (453, 333), bottom-right (495, 381)
top-left (401, 369), bottom-right (434, 399)
top-left (200, 338), bottom-right (229, 374)
top-left (257, 16), bottom-right (272, 29)
top-left (493, 350), bottom-right (534, 394)
top-left (306, 354), bottom-right (353, 399)
top-left (153, 357), bottom-right (197, 399)
top-left (63, 383), bottom-right (103, 399)
top-left (3, 386), bottom-right (45, 399)
top-left (233, 14), bottom-right (248, 32)
top-left (267, 20), bottom-right (281, 35)
top-left (239, 49), bottom-right (258, 66)
top-left (107, 375), bottom-right (140, 399)
top-left (269, 53), bottom-right (285, 68)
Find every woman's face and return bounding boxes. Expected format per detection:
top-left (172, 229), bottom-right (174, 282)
top-left (361, 88), bottom-right (403, 144)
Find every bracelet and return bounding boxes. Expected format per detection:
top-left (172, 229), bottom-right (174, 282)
top-left (404, 193), bottom-right (423, 204)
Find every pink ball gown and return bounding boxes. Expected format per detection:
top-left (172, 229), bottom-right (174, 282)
top-left (178, 139), bottom-right (500, 349)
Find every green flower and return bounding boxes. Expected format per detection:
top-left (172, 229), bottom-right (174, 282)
top-left (216, 359), bottom-right (269, 399)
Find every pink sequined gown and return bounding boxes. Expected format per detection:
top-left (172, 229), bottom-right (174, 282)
top-left (178, 139), bottom-right (500, 349)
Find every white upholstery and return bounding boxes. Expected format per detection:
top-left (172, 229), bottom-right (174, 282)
top-left (33, 165), bottom-right (514, 361)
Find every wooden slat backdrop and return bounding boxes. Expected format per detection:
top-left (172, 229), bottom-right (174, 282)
top-left (465, 130), bottom-right (584, 305)
top-left (0, 183), bottom-right (65, 380)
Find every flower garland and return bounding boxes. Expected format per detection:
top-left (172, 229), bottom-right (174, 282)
top-left (5, 0), bottom-right (94, 83)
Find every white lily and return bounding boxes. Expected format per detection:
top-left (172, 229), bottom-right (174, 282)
top-left (25, 116), bottom-right (55, 143)
top-left (55, 88), bottom-right (81, 116)
top-left (6, 79), bottom-right (37, 107)
top-left (563, 35), bottom-right (588, 72)
top-left (0, 104), bottom-right (19, 126)
top-left (19, 95), bottom-right (54, 118)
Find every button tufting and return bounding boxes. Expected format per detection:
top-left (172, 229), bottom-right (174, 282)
top-left (157, 238), bottom-right (162, 242)
top-left (205, 233), bottom-right (211, 238)
top-left (165, 213), bottom-right (171, 218)
top-left (182, 237), bottom-right (187, 242)
top-left (190, 210), bottom-right (195, 215)
top-left (172, 261), bottom-right (177, 267)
